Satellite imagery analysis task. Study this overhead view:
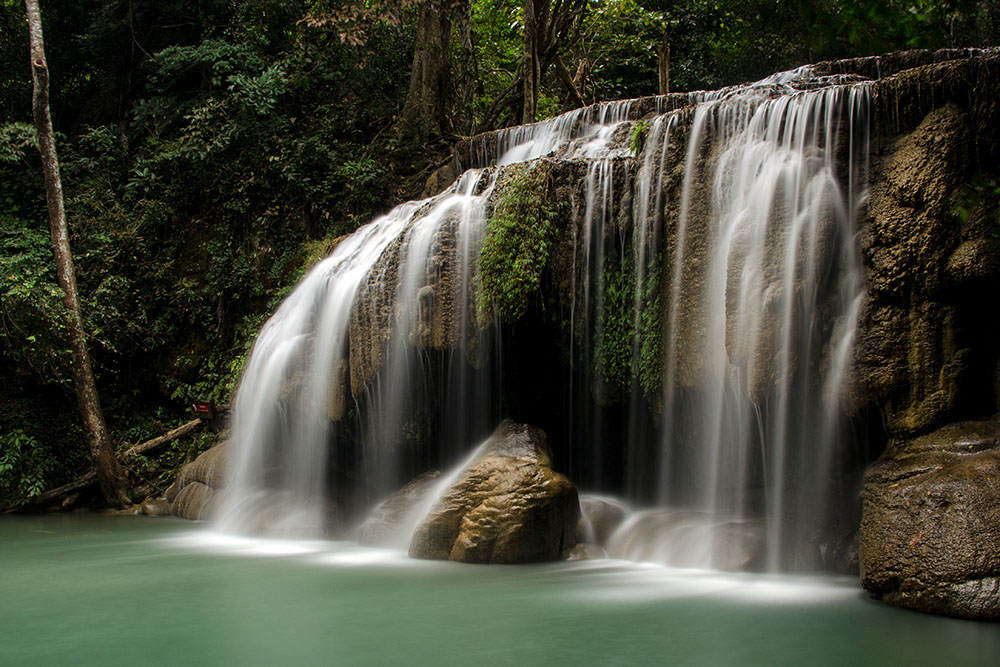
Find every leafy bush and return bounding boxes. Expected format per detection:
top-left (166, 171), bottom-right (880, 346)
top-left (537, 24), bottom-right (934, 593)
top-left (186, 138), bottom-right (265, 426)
top-left (0, 430), bottom-right (56, 506)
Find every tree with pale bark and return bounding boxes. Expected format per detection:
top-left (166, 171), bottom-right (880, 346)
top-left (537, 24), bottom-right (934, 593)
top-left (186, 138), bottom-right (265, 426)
top-left (24, 0), bottom-right (125, 506)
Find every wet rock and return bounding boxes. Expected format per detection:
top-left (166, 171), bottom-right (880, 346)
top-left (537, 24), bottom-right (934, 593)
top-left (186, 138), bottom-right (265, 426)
top-left (946, 239), bottom-right (1000, 288)
top-left (140, 497), bottom-right (172, 516)
top-left (168, 443), bottom-right (228, 521)
top-left (422, 161), bottom-right (458, 198)
top-left (170, 482), bottom-right (217, 521)
top-left (356, 470), bottom-right (441, 547)
top-left (859, 417), bottom-right (1000, 620)
top-left (129, 484), bottom-right (154, 503)
top-left (577, 494), bottom-right (630, 546)
top-left (563, 543), bottom-right (608, 561)
top-left (164, 480), bottom-right (181, 504)
top-left (409, 420), bottom-right (579, 563)
top-left (606, 510), bottom-right (766, 572)
top-left (812, 528), bottom-right (860, 575)
top-left (174, 442), bottom-right (228, 490)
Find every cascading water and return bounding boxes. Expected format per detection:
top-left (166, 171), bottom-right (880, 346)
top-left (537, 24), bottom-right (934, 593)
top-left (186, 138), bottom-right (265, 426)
top-left (216, 170), bottom-right (498, 535)
top-left (219, 64), bottom-right (872, 571)
top-left (613, 74), bottom-right (871, 570)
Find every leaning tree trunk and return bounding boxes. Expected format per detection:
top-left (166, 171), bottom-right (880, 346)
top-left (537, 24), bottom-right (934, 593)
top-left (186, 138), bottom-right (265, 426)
top-left (25, 0), bottom-right (124, 506)
top-left (395, 0), bottom-right (453, 142)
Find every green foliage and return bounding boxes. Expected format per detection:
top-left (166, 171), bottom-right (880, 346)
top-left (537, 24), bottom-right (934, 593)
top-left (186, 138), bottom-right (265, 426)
top-left (128, 428), bottom-right (218, 492)
top-left (0, 430), bottom-right (57, 506)
top-left (470, 0), bottom-right (523, 123)
top-left (477, 162), bottom-right (559, 322)
top-left (574, 0), bottom-right (667, 100)
top-left (0, 220), bottom-right (72, 383)
top-left (630, 119), bottom-right (649, 156)
top-left (0, 123), bottom-right (36, 163)
top-left (593, 245), bottom-right (662, 402)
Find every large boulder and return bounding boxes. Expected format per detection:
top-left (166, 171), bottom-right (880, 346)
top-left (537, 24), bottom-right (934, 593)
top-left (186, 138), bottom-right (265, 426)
top-left (859, 417), bottom-right (1000, 620)
top-left (408, 420), bottom-right (579, 563)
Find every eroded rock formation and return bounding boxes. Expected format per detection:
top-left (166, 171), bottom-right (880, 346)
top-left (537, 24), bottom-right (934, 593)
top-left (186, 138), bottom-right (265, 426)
top-left (409, 420), bottom-right (579, 563)
top-left (859, 417), bottom-right (1000, 619)
top-left (165, 442), bottom-right (228, 520)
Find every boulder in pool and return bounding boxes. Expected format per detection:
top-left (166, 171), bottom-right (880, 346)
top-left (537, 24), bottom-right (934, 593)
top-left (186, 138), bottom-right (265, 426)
top-left (409, 420), bottom-right (579, 563)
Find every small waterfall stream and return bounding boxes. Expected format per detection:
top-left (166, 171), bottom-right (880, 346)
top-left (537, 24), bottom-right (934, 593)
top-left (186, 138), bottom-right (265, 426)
top-left (219, 65), bottom-right (874, 570)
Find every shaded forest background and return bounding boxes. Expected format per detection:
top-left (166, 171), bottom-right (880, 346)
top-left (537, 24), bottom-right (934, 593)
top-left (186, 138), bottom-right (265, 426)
top-left (1, 0), bottom-right (997, 507)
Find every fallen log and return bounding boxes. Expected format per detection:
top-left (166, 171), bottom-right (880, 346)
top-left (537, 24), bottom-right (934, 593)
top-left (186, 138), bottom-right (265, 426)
top-left (17, 471), bottom-right (97, 510)
top-left (123, 418), bottom-right (204, 458)
top-left (10, 417), bottom-right (206, 511)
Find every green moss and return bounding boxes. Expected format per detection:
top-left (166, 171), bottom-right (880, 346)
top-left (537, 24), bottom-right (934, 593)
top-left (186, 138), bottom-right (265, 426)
top-left (595, 251), bottom-right (635, 393)
top-left (637, 253), bottom-right (663, 401)
top-left (477, 162), bottom-right (559, 322)
top-left (594, 247), bottom-right (663, 404)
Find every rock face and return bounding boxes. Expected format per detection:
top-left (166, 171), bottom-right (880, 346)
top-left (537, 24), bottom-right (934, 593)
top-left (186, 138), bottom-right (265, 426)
top-left (166, 442), bottom-right (228, 520)
top-left (859, 417), bottom-right (1000, 620)
top-left (847, 56), bottom-right (1000, 620)
top-left (409, 420), bottom-right (579, 563)
top-left (849, 58), bottom-right (1000, 433)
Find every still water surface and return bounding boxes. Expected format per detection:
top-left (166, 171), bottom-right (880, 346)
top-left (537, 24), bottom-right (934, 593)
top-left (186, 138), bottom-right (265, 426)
top-left (1, 514), bottom-right (997, 666)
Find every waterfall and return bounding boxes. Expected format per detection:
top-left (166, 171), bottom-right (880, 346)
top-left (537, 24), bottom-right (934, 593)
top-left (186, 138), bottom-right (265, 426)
top-left (635, 78), bottom-right (871, 570)
top-left (218, 64), bottom-right (872, 571)
top-left (216, 170), bottom-right (497, 535)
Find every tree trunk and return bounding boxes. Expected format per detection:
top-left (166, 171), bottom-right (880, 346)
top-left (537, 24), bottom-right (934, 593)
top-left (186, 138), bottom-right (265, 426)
top-left (395, 0), bottom-right (453, 142)
top-left (522, 0), bottom-right (539, 124)
top-left (25, 0), bottom-right (125, 507)
top-left (456, 0), bottom-right (476, 135)
top-left (553, 55), bottom-right (584, 109)
top-left (658, 31), bottom-right (670, 95)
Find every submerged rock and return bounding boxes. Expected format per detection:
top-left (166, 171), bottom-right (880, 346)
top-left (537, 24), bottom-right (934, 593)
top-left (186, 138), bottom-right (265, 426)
top-left (577, 494), bottom-right (630, 546)
top-left (563, 543), bottom-right (608, 561)
top-left (409, 420), bottom-right (579, 563)
top-left (859, 417), bottom-right (1000, 620)
top-left (139, 497), bottom-right (172, 516)
top-left (606, 510), bottom-right (766, 572)
top-left (356, 470), bottom-right (442, 547)
top-left (171, 482), bottom-right (218, 521)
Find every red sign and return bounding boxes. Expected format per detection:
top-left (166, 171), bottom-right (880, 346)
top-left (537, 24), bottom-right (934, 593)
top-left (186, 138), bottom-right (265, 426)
top-left (191, 401), bottom-right (216, 418)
